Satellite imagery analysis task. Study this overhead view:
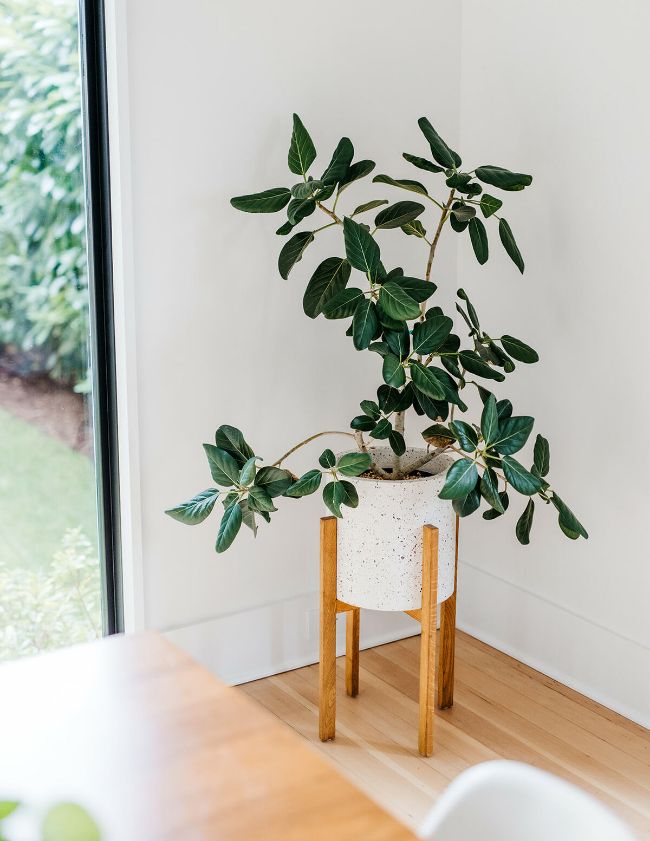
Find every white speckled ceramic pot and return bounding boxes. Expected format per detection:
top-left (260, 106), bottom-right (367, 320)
top-left (335, 447), bottom-right (456, 611)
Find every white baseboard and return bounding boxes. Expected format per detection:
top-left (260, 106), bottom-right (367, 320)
top-left (457, 562), bottom-right (650, 729)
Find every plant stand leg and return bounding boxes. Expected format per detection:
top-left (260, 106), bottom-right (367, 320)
top-left (345, 607), bottom-right (360, 698)
top-left (418, 524), bottom-right (439, 757)
top-left (319, 516), bottom-right (337, 741)
top-left (437, 515), bottom-right (459, 710)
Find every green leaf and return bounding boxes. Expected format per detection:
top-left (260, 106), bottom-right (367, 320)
top-left (483, 491), bottom-right (509, 519)
top-left (352, 299), bottom-right (379, 350)
top-left (343, 217), bottom-right (381, 279)
top-left (291, 180), bottom-right (324, 199)
top-left (215, 425), bottom-right (255, 465)
top-left (391, 276), bottom-right (437, 303)
top-left (321, 137), bottom-right (354, 185)
top-left (230, 187), bottom-right (291, 213)
top-left (475, 165), bottom-right (532, 191)
top-left (303, 257), bottom-right (351, 318)
top-left (402, 152), bottom-right (444, 173)
top-left (166, 488), bottom-right (220, 525)
top-left (337, 451), bottom-right (372, 476)
top-left (339, 159), bottom-right (376, 191)
top-left (339, 480), bottom-right (359, 508)
top-left (288, 113), bottom-right (316, 175)
top-left (378, 281), bottom-right (421, 321)
top-left (203, 445), bottom-right (241, 486)
top-left (42, 804), bottom-right (101, 841)
top-left (497, 399), bottom-right (513, 421)
top-left (216, 502), bottom-right (243, 552)
top-left (417, 117), bottom-right (459, 168)
top-left (440, 458), bottom-right (479, 500)
top-left (247, 484), bottom-right (278, 513)
top-left (410, 362), bottom-right (447, 400)
top-left (319, 449), bottom-right (336, 468)
top-left (360, 399), bottom-right (381, 420)
top-left (372, 174), bottom-right (429, 196)
top-left (353, 199), bottom-right (388, 215)
top-left (480, 193), bottom-right (503, 218)
top-left (401, 219), bottom-right (427, 238)
top-left (412, 315), bottom-right (453, 355)
top-left (453, 487), bottom-right (481, 517)
top-left (492, 416), bottom-right (534, 455)
top-left (0, 802), bottom-right (20, 820)
top-left (382, 353), bottom-right (406, 388)
top-left (458, 350), bottom-right (505, 382)
top-left (384, 325), bottom-right (410, 359)
top-left (501, 334), bottom-right (539, 363)
top-left (375, 201), bottom-right (425, 230)
top-left (481, 394), bottom-right (499, 445)
top-left (451, 204), bottom-right (476, 222)
top-left (516, 499), bottom-right (535, 544)
top-left (450, 211), bottom-right (470, 233)
top-left (239, 456), bottom-right (258, 486)
top-left (278, 231), bottom-right (314, 280)
top-left (285, 469), bottom-right (323, 497)
top-left (449, 420), bottom-right (478, 453)
top-left (551, 494), bottom-right (588, 539)
top-left (480, 469), bottom-right (504, 513)
top-left (502, 456), bottom-right (542, 495)
top-left (322, 287), bottom-right (365, 319)
top-left (350, 415), bottom-right (376, 431)
top-left (239, 499), bottom-right (258, 535)
top-left (389, 430), bottom-right (406, 456)
top-left (533, 434), bottom-right (550, 477)
top-left (468, 217), bottom-right (489, 265)
top-left (369, 418), bottom-right (392, 439)
top-left (323, 480), bottom-right (344, 517)
top-left (276, 221), bottom-right (295, 236)
top-left (422, 423), bottom-right (456, 446)
top-left (254, 466), bottom-right (294, 497)
top-left (287, 197), bottom-right (316, 225)
top-left (499, 218), bottom-right (525, 273)
top-left (413, 389), bottom-right (449, 421)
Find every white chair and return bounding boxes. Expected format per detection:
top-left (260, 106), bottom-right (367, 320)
top-left (419, 760), bottom-right (636, 841)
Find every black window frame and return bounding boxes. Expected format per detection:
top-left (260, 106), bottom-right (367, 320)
top-left (79, 0), bottom-right (123, 634)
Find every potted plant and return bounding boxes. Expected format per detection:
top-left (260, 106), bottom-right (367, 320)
top-left (166, 114), bottom-right (587, 611)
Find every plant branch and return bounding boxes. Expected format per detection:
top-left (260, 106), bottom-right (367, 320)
top-left (354, 430), bottom-right (368, 453)
top-left (392, 411), bottom-right (405, 478)
top-left (316, 202), bottom-right (343, 225)
top-left (425, 188), bottom-right (455, 282)
top-left (403, 444), bottom-right (451, 474)
top-left (272, 430), bottom-right (355, 466)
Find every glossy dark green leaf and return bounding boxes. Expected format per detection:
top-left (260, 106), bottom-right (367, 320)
top-left (411, 315), bottom-right (453, 355)
top-left (439, 459), bottom-right (479, 500)
top-left (453, 486), bottom-right (481, 517)
top-left (375, 201), bottom-right (425, 230)
top-left (278, 231), bottom-right (314, 280)
top-left (501, 334), bottom-right (539, 363)
top-left (417, 117), bottom-right (459, 168)
top-left (395, 384), bottom-right (413, 411)
top-left (215, 425), bottom-right (255, 465)
top-left (480, 469), bottom-right (504, 513)
top-left (286, 197), bottom-right (316, 225)
top-left (343, 217), bottom-right (381, 279)
top-left (203, 445), bottom-right (241, 486)
top-left (350, 415), bottom-right (376, 431)
top-left (239, 499), bottom-right (258, 535)
top-left (377, 386), bottom-right (400, 413)
top-left (370, 417), bottom-right (392, 440)
top-left (413, 389), bottom-right (449, 421)
top-left (401, 220), bottom-right (427, 238)
top-left (410, 362), bottom-right (447, 400)
top-left (303, 257), bottom-right (351, 318)
top-left (319, 449), bottom-right (336, 468)
top-left (483, 491), bottom-right (509, 519)
top-left (533, 434), bottom-right (550, 477)
top-left (288, 113), bottom-right (316, 175)
top-left (422, 423), bottom-right (456, 446)
top-left (353, 199), bottom-right (388, 215)
top-left (166, 488), bottom-right (220, 525)
top-left (458, 350), bottom-right (505, 382)
top-left (499, 218), bottom-right (525, 273)
top-left (388, 430), bottom-right (406, 456)
top-left (457, 288), bottom-right (481, 332)
top-left (551, 494), bottom-right (588, 539)
top-left (497, 399), bottom-right (513, 421)
top-left (451, 204), bottom-right (476, 222)
top-left (391, 276), bottom-right (437, 303)
top-left (352, 299), bottom-right (379, 350)
top-left (402, 152), bottom-right (444, 173)
top-left (276, 220), bottom-right (295, 235)
top-left (285, 469), bottom-right (323, 498)
top-left (378, 281), bottom-right (421, 321)
top-left (215, 502), bottom-right (243, 552)
top-left (450, 210), bottom-right (469, 233)
top-left (384, 325), bottom-right (410, 359)
top-left (516, 499), bottom-right (535, 544)
top-left (321, 137), bottom-right (354, 185)
top-left (475, 165), bottom-right (532, 191)
top-left (360, 399), bottom-right (381, 420)
top-left (446, 172), bottom-right (471, 189)
top-left (480, 193), bottom-right (502, 218)
top-left (338, 451), bottom-right (372, 476)
top-left (339, 480), bottom-right (359, 509)
top-left (291, 180), bottom-right (324, 199)
top-left (339, 159), bottom-right (376, 192)
top-left (481, 394), bottom-right (499, 445)
top-left (468, 217), bottom-right (489, 265)
top-left (322, 481), bottom-right (344, 517)
top-left (372, 174), bottom-right (429, 196)
top-left (247, 484), bottom-right (278, 513)
top-left (230, 187), bottom-right (291, 213)
top-left (502, 456), bottom-right (543, 495)
top-left (492, 416), bottom-right (534, 455)
top-left (382, 353), bottom-right (406, 388)
top-left (323, 287), bottom-right (365, 319)
top-left (254, 466), bottom-right (294, 497)
top-left (239, 456), bottom-right (258, 486)
top-left (449, 420), bottom-right (478, 453)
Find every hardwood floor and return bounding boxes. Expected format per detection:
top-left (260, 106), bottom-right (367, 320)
top-left (241, 631), bottom-right (650, 838)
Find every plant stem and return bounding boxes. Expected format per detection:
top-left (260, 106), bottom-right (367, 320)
top-left (272, 431), bottom-right (355, 467)
top-left (392, 411), bottom-right (405, 477)
top-left (354, 430), bottom-right (368, 453)
top-left (403, 444), bottom-right (451, 474)
top-left (316, 202), bottom-right (343, 225)
top-left (425, 188), bottom-right (455, 283)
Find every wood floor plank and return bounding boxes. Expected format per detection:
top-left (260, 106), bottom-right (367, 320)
top-left (240, 631), bottom-right (650, 838)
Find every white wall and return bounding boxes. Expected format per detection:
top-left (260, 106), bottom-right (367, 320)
top-left (109, 0), bottom-right (461, 678)
top-left (456, 0), bottom-right (650, 726)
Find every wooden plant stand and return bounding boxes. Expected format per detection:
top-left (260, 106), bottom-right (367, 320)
top-left (319, 516), bottom-right (459, 757)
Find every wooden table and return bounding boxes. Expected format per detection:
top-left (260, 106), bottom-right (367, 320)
top-left (0, 632), bottom-right (415, 840)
